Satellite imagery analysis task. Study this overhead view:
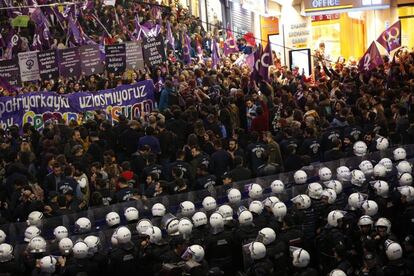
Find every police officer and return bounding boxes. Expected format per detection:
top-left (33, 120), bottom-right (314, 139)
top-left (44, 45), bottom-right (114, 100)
top-left (181, 245), bottom-right (209, 276)
top-left (382, 241), bottom-right (412, 275)
top-left (190, 212), bottom-right (210, 245)
top-left (291, 248), bottom-right (318, 276)
top-left (63, 241), bottom-right (99, 275)
top-left (108, 227), bottom-right (138, 274)
top-left (204, 212), bottom-right (237, 275)
top-left (245, 242), bottom-right (274, 276)
top-left (138, 226), bottom-right (169, 276)
top-left (84, 235), bottom-right (107, 275)
top-left (0, 243), bottom-right (25, 274)
top-left (258, 228), bottom-right (289, 276)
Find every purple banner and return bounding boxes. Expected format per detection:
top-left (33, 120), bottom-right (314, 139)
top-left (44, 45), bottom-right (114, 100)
top-left (0, 59), bottom-right (21, 86)
top-left (105, 44), bottom-right (126, 73)
top-left (142, 34), bottom-right (166, 68)
top-left (58, 47), bottom-right (81, 78)
top-left (0, 80), bottom-right (155, 130)
top-left (38, 49), bottom-right (59, 81)
top-left (80, 44), bottom-right (104, 76)
top-left (358, 42), bottom-right (384, 73)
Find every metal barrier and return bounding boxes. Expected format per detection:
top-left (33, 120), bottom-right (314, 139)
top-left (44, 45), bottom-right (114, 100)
top-left (1, 144), bottom-right (413, 255)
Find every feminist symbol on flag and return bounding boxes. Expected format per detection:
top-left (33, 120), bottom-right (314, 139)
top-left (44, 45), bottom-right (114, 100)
top-left (363, 54), bottom-right (371, 71)
top-left (11, 35), bottom-right (19, 46)
top-left (382, 26), bottom-right (400, 49)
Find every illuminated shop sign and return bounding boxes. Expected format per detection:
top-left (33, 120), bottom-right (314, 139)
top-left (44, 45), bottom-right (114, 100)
top-left (304, 0), bottom-right (390, 15)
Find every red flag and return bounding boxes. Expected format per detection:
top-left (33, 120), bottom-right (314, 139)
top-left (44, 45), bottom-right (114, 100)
top-left (243, 32), bottom-right (256, 47)
top-left (376, 21), bottom-right (401, 53)
top-left (358, 42), bottom-right (384, 73)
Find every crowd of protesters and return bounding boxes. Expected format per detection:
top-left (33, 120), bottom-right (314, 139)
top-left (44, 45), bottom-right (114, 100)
top-left (0, 0), bottom-right (414, 275)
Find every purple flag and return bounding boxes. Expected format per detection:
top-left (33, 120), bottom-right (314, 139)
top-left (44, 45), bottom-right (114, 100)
top-left (259, 43), bottom-right (272, 81)
top-left (182, 34), bottom-right (192, 64)
top-left (251, 44), bottom-right (263, 82)
top-left (358, 42), bottom-right (384, 73)
top-left (223, 25), bottom-right (238, 56)
top-left (67, 16), bottom-right (82, 45)
top-left (3, 29), bottom-right (20, 60)
top-left (0, 76), bottom-right (18, 95)
top-left (245, 53), bottom-right (255, 70)
top-left (140, 22), bottom-right (161, 38)
top-left (30, 8), bottom-right (51, 50)
top-left (133, 16), bottom-right (143, 41)
top-left (211, 39), bottom-right (219, 68)
top-left (151, 6), bottom-right (162, 20)
top-left (166, 21), bottom-right (175, 50)
top-left (376, 21), bottom-right (401, 53)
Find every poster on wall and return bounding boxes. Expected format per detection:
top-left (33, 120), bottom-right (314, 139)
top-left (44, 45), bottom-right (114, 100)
top-left (289, 49), bottom-right (311, 76)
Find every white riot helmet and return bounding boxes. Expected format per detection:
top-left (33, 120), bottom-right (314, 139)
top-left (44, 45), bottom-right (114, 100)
top-left (294, 170), bottom-right (307, 184)
top-left (292, 248), bottom-right (310, 268)
top-left (321, 189), bottom-right (337, 204)
top-left (218, 205), bottom-right (233, 221)
top-left (27, 211), bottom-right (43, 227)
top-left (183, 245), bottom-right (205, 262)
top-left (178, 218), bottom-right (193, 237)
top-left (152, 203), bottom-right (166, 217)
top-left (375, 217), bottom-right (392, 233)
top-left (351, 170), bottom-right (366, 186)
top-left (359, 160), bottom-right (374, 175)
top-left (58, 238), bottom-right (73, 255)
top-left (202, 196), bottom-right (217, 211)
top-left (249, 201), bottom-right (264, 215)
top-left (84, 236), bottom-right (100, 255)
top-left (329, 269), bottom-right (347, 276)
top-left (372, 180), bottom-right (389, 198)
top-left (271, 180), bottom-right (285, 194)
top-left (376, 137), bottom-right (389, 151)
top-left (348, 192), bottom-right (367, 210)
top-left (116, 226), bottom-right (132, 244)
top-left (378, 158), bottom-right (393, 172)
top-left (358, 215), bottom-right (374, 228)
top-left (39, 256), bottom-right (57, 273)
top-left (124, 207), bottom-right (139, 222)
top-left (385, 241), bottom-right (403, 261)
top-left (327, 210), bottom-right (345, 227)
top-left (353, 141), bottom-right (368, 156)
top-left (0, 243), bottom-right (13, 263)
top-left (249, 242), bottom-right (266, 260)
top-left (209, 212), bottom-right (224, 229)
top-left (24, 226), bottom-right (41, 242)
top-left (238, 210), bottom-right (253, 225)
top-left (398, 173), bottom-right (413, 186)
top-left (373, 164), bottom-right (387, 178)
top-left (379, 158), bottom-right (393, 172)
top-left (397, 161), bottom-right (412, 175)
top-left (361, 200), bottom-right (378, 216)
top-left (307, 182), bottom-right (323, 199)
top-left (180, 201), bottom-right (196, 217)
top-left (263, 196), bottom-right (280, 208)
top-left (318, 167), bottom-right (332, 182)
top-left (106, 211), bottom-right (121, 227)
top-left (398, 186), bottom-right (414, 202)
top-left (0, 229), bottom-right (6, 244)
top-left (73, 241), bottom-right (89, 259)
top-left (291, 194), bottom-right (311, 209)
top-left (192, 212), bottom-right (208, 227)
top-left (28, 236), bottom-right (47, 253)
top-left (324, 180), bottom-right (343, 194)
top-left (336, 166), bottom-right (351, 182)
top-left (136, 219), bottom-right (153, 235)
top-left (111, 231), bottom-right (118, 247)
top-left (75, 217), bottom-right (91, 233)
top-left (393, 147), bottom-right (407, 161)
top-left (227, 188), bottom-right (242, 204)
top-left (145, 226), bottom-right (162, 244)
top-left (258, 228), bottom-right (276, 245)
top-left (272, 202), bottom-right (287, 220)
top-left (53, 226), bottom-right (68, 242)
top-left (248, 183), bottom-right (263, 199)
top-left (166, 217), bottom-right (179, 236)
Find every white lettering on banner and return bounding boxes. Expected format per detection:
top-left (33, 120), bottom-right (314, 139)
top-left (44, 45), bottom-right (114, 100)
top-left (312, 0), bottom-right (340, 8)
top-left (78, 85), bottom-right (147, 109)
top-left (0, 95), bottom-right (70, 117)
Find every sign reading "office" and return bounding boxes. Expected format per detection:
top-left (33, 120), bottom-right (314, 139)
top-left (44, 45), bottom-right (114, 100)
top-left (311, 0), bottom-right (340, 8)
